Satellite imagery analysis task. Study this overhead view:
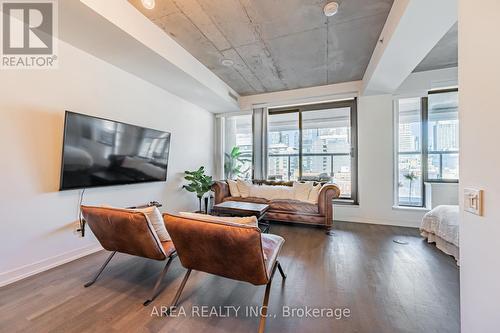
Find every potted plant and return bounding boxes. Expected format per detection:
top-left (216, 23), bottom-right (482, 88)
top-left (224, 146), bottom-right (251, 180)
top-left (183, 166), bottom-right (214, 213)
top-left (404, 172), bottom-right (418, 204)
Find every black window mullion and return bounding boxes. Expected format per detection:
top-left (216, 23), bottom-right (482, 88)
top-left (421, 97), bottom-right (428, 207)
top-left (298, 110), bottom-right (303, 181)
top-left (351, 98), bottom-right (358, 204)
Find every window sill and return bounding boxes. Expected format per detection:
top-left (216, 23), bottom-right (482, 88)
top-left (392, 205), bottom-right (430, 212)
top-left (334, 200), bottom-right (359, 207)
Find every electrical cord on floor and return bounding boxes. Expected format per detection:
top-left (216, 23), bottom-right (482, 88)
top-left (76, 188), bottom-right (86, 237)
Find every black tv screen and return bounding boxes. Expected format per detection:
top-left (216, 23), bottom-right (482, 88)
top-left (60, 111), bottom-right (171, 190)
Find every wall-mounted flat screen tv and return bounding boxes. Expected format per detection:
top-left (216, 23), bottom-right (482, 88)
top-left (60, 111), bottom-right (171, 190)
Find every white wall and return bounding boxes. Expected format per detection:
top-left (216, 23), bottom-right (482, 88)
top-left (459, 0), bottom-right (500, 331)
top-left (0, 40), bottom-right (215, 286)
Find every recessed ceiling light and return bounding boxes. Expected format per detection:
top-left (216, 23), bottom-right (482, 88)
top-left (324, 2), bottom-right (339, 17)
top-left (221, 59), bottom-right (234, 67)
top-left (141, 0), bottom-right (155, 10)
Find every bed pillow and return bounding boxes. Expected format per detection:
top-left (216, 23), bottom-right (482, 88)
top-left (236, 179), bottom-right (252, 198)
top-left (307, 183), bottom-right (322, 204)
top-left (227, 179), bottom-right (241, 197)
top-left (293, 181), bottom-right (313, 202)
top-left (179, 212), bottom-right (258, 227)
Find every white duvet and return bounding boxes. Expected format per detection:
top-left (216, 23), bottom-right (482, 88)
top-left (420, 205), bottom-right (459, 247)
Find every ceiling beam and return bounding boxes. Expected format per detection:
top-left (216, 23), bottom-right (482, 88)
top-left (59, 0), bottom-right (239, 112)
top-left (362, 0), bottom-right (457, 95)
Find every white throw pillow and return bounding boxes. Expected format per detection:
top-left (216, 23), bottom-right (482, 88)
top-left (227, 179), bottom-right (241, 197)
top-left (249, 185), bottom-right (271, 199)
top-left (293, 181), bottom-right (313, 202)
top-left (103, 205), bottom-right (171, 242)
top-left (307, 183), bottom-right (322, 204)
top-left (271, 186), bottom-right (295, 200)
top-left (236, 179), bottom-right (252, 198)
top-left (249, 184), bottom-right (295, 200)
top-left (179, 212), bottom-right (258, 227)
top-left (133, 206), bottom-right (171, 241)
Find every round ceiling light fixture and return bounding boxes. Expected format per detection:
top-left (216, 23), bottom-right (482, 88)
top-left (141, 0), bottom-right (155, 10)
top-left (323, 2), bottom-right (339, 17)
top-left (221, 58), bottom-right (234, 67)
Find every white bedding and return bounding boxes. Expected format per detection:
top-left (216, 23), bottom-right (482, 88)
top-left (420, 205), bottom-right (459, 263)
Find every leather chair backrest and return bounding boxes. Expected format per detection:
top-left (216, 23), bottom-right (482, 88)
top-left (163, 214), bottom-right (269, 285)
top-left (81, 206), bottom-right (167, 260)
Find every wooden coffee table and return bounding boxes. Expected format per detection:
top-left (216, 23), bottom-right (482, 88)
top-left (211, 201), bottom-right (271, 233)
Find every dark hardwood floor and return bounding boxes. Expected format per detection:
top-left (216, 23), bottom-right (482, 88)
top-left (0, 222), bottom-right (460, 333)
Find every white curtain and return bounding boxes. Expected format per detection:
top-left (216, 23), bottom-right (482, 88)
top-left (252, 107), bottom-right (268, 180)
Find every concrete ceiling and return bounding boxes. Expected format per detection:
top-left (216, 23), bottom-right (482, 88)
top-left (128, 0), bottom-right (394, 96)
top-left (414, 23), bottom-right (458, 73)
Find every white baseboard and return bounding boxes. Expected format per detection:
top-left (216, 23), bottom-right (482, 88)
top-left (0, 244), bottom-right (103, 287)
top-left (335, 217), bottom-right (421, 228)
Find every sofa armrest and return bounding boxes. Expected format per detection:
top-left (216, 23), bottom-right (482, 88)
top-left (318, 184), bottom-right (341, 227)
top-left (212, 181), bottom-right (230, 204)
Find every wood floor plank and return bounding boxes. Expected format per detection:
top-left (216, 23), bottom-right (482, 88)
top-left (0, 222), bottom-right (460, 333)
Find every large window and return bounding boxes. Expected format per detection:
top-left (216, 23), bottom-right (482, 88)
top-left (223, 114), bottom-right (253, 180)
top-left (396, 89), bottom-right (459, 207)
top-left (397, 98), bottom-right (424, 206)
top-left (268, 99), bottom-right (358, 202)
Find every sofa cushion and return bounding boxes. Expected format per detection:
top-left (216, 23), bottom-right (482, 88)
top-left (293, 181), bottom-right (313, 201)
top-left (227, 179), bottom-right (241, 197)
top-left (269, 199), bottom-right (319, 214)
top-left (250, 184), bottom-right (295, 200)
top-left (236, 179), bottom-right (252, 198)
top-left (307, 183), bottom-right (322, 204)
top-left (222, 196), bottom-right (319, 214)
top-left (223, 196), bottom-right (269, 204)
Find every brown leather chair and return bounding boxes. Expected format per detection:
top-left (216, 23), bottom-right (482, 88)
top-left (163, 213), bottom-right (286, 333)
top-left (81, 206), bottom-right (177, 306)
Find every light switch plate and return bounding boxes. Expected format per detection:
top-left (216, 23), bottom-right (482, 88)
top-left (464, 188), bottom-right (483, 216)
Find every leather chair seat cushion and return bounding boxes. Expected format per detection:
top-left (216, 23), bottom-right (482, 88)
top-left (161, 241), bottom-right (176, 257)
top-left (261, 233), bottom-right (285, 278)
top-left (222, 197), bottom-right (319, 214)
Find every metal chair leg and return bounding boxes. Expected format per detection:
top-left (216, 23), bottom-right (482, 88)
top-left (143, 255), bottom-right (175, 306)
top-left (258, 260), bottom-right (286, 333)
top-left (258, 271), bottom-right (275, 333)
top-left (84, 251), bottom-right (116, 288)
top-left (167, 269), bottom-right (192, 315)
top-left (277, 261), bottom-right (287, 280)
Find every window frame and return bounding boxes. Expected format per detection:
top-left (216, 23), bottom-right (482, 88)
top-left (268, 98), bottom-right (358, 204)
top-left (394, 88), bottom-right (459, 208)
top-left (424, 88), bottom-right (459, 184)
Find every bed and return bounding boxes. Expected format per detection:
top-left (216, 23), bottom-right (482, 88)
top-left (420, 205), bottom-right (459, 264)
